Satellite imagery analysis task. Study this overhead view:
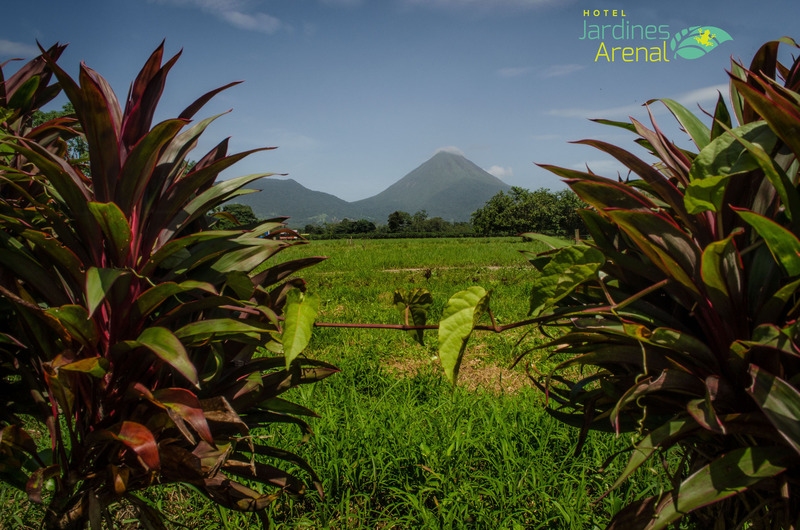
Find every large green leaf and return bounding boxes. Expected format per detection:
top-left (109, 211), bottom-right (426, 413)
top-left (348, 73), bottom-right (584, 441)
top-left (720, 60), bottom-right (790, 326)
top-left (136, 326), bottom-right (198, 386)
top-left (748, 364), bottom-right (800, 456)
top-left (132, 280), bottom-right (216, 320)
top-left (85, 266), bottom-right (129, 317)
top-left (700, 232), bottom-right (743, 315)
top-left (726, 124), bottom-right (800, 223)
top-left (438, 286), bottom-right (489, 384)
top-left (736, 209), bottom-right (800, 277)
top-left (174, 318), bottom-right (273, 345)
top-left (45, 305), bottom-right (99, 347)
top-left (528, 244), bottom-right (604, 317)
top-left (684, 174), bottom-right (732, 214)
top-left (59, 356), bottom-right (110, 378)
top-left (655, 98), bottom-right (711, 150)
top-left (648, 447), bottom-right (790, 530)
top-left (606, 417), bottom-right (696, 495)
top-left (281, 288), bottom-right (319, 370)
top-left (87, 201), bottom-right (132, 264)
top-left (689, 122), bottom-right (778, 183)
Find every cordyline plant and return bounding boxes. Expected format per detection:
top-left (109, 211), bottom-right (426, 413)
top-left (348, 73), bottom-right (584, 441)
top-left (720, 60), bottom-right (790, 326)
top-left (0, 43), bottom-right (334, 528)
top-left (498, 37), bottom-right (800, 528)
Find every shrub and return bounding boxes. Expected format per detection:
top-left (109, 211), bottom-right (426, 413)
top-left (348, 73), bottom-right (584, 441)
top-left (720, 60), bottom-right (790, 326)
top-left (521, 37), bottom-right (800, 528)
top-left (0, 43), bottom-right (333, 528)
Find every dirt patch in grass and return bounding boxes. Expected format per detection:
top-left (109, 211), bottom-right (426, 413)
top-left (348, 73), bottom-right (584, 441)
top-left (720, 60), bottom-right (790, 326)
top-left (385, 353), bottom-right (530, 395)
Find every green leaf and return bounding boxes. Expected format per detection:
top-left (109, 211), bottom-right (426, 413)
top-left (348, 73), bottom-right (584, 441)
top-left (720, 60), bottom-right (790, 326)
top-left (689, 122), bottom-right (778, 183)
top-left (85, 267), bottom-right (129, 317)
top-left (748, 364), bottom-right (800, 456)
top-left (281, 289), bottom-right (319, 369)
top-left (132, 280), bottom-right (216, 320)
top-left (45, 305), bottom-right (98, 347)
top-left (174, 318), bottom-right (273, 345)
top-left (393, 288), bottom-right (433, 345)
top-left (438, 286), bottom-right (489, 384)
top-left (655, 98), bottom-right (711, 150)
top-left (528, 244), bottom-right (604, 317)
top-left (7, 75), bottom-right (40, 111)
top-left (726, 125), bottom-right (800, 223)
top-left (700, 232), bottom-right (742, 313)
top-left (87, 202), bottom-right (133, 263)
top-left (711, 91), bottom-right (732, 140)
top-left (60, 357), bottom-right (110, 378)
top-left (649, 447), bottom-right (789, 530)
top-left (684, 174), bottom-right (732, 214)
top-left (607, 418), bottom-right (696, 495)
top-left (136, 326), bottom-right (198, 386)
top-left (736, 209), bottom-right (800, 277)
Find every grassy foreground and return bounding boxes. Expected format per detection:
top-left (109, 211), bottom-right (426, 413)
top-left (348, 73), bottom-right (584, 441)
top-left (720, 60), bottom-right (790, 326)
top-left (1, 237), bottom-right (669, 529)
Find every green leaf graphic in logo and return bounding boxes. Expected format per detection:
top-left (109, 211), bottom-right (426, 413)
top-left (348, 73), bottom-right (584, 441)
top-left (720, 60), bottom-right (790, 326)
top-left (670, 26), bottom-right (733, 59)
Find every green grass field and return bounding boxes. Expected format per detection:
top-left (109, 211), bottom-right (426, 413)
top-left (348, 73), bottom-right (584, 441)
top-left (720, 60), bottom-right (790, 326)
top-left (1, 237), bottom-right (669, 529)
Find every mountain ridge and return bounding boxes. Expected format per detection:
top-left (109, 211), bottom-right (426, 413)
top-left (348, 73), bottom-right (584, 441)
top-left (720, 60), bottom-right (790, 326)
top-left (234, 151), bottom-right (511, 227)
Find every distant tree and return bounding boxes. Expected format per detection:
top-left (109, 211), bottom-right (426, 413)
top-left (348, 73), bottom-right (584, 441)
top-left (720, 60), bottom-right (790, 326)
top-left (423, 216), bottom-right (448, 232)
top-left (471, 187), bottom-right (584, 236)
top-left (304, 223), bottom-right (324, 235)
top-left (352, 219), bottom-right (377, 233)
top-left (387, 210), bottom-right (412, 232)
top-left (411, 209), bottom-right (428, 228)
top-left (214, 203), bottom-right (259, 229)
top-left (33, 102), bottom-right (89, 160)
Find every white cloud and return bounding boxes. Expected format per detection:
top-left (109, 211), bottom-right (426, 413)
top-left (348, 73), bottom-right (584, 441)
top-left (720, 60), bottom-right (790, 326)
top-left (487, 165), bottom-right (513, 179)
top-left (149, 0), bottom-right (284, 34)
top-left (0, 40), bottom-right (40, 58)
top-left (221, 10), bottom-right (281, 33)
top-left (497, 66), bottom-right (531, 78)
top-left (547, 83), bottom-right (728, 119)
top-left (435, 146), bottom-right (465, 156)
top-left (540, 63), bottom-right (584, 78)
top-left (263, 129), bottom-right (320, 151)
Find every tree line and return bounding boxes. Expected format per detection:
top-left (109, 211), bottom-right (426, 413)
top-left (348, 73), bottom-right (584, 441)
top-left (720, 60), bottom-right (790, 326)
top-left (219, 186), bottom-right (585, 237)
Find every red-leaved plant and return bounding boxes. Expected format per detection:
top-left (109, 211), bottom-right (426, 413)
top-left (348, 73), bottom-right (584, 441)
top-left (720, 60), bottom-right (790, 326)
top-left (516, 37), bottom-right (800, 528)
top-left (0, 43), bottom-right (334, 528)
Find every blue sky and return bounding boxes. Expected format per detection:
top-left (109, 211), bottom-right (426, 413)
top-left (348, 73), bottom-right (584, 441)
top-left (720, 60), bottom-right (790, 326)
top-left (4, 0), bottom-right (799, 201)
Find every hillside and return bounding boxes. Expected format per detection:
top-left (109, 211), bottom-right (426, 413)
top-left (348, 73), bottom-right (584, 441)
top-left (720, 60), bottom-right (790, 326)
top-left (234, 178), bottom-right (360, 225)
top-left (234, 151), bottom-right (511, 227)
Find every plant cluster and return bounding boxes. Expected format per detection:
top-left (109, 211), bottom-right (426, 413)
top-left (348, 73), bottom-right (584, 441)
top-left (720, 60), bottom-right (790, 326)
top-left (0, 43), bottom-right (332, 528)
top-left (511, 37), bottom-right (800, 528)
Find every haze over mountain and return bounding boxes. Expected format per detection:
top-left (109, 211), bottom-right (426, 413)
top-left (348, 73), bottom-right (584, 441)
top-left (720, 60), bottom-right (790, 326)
top-left (235, 151), bottom-right (511, 227)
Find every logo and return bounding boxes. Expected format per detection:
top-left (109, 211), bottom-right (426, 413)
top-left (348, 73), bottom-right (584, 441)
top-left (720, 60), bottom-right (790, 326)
top-left (670, 27), bottom-right (734, 60)
top-left (580, 10), bottom-right (732, 63)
